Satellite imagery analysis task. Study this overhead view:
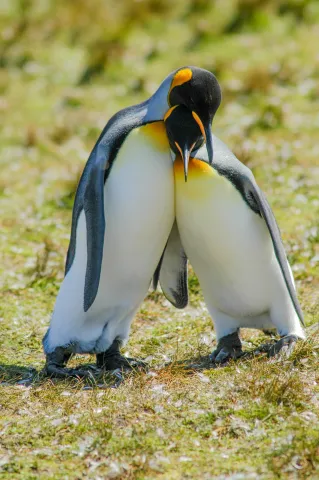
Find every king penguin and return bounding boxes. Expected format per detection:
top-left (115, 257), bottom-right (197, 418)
top-left (42, 67), bottom-right (212, 377)
top-left (162, 71), bottom-right (305, 362)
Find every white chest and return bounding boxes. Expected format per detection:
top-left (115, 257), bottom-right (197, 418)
top-left (174, 157), bottom-right (274, 314)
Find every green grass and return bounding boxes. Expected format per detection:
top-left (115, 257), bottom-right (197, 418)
top-left (1, 1), bottom-right (319, 478)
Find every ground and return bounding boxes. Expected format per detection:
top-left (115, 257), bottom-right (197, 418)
top-left (0, 1), bottom-right (319, 479)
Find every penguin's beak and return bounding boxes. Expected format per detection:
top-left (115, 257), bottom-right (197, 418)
top-left (205, 125), bottom-right (214, 165)
top-left (192, 111), bottom-right (214, 165)
top-left (182, 145), bottom-right (190, 183)
top-left (175, 142), bottom-right (190, 182)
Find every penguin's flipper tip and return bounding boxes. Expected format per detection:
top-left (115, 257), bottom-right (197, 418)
top-left (152, 251), bottom-right (165, 291)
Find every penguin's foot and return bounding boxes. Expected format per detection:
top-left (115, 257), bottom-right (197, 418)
top-left (44, 346), bottom-right (95, 379)
top-left (210, 331), bottom-right (243, 364)
top-left (45, 363), bottom-right (97, 379)
top-left (96, 338), bottom-right (147, 371)
top-left (268, 334), bottom-right (298, 358)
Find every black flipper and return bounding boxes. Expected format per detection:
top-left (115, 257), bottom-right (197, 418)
top-left (153, 251), bottom-right (164, 292)
top-left (65, 102), bottom-right (149, 312)
top-left (153, 221), bottom-right (188, 309)
top-left (82, 152), bottom-right (106, 311)
top-left (194, 135), bottom-right (304, 326)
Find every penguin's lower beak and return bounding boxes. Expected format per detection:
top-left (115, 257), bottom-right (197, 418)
top-left (175, 142), bottom-right (193, 182)
top-left (182, 145), bottom-right (190, 182)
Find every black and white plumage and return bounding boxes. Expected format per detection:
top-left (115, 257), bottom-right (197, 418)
top-left (43, 68), bottom-right (214, 376)
top-left (164, 104), bottom-right (305, 362)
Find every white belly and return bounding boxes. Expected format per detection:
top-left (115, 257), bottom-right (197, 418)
top-left (94, 124), bottom-right (174, 312)
top-left (175, 157), bottom-right (275, 317)
top-left (47, 123), bottom-right (174, 352)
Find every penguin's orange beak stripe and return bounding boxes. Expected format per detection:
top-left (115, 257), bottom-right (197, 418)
top-left (192, 111), bottom-right (206, 142)
top-left (168, 68), bottom-right (192, 101)
top-left (174, 141), bottom-right (183, 158)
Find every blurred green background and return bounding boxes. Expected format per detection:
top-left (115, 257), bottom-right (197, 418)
top-left (1, 0), bottom-right (319, 144)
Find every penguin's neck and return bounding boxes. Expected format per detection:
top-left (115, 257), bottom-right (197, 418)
top-left (174, 155), bottom-right (218, 199)
top-left (140, 121), bottom-right (169, 151)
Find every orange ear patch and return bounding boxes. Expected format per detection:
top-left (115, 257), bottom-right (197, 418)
top-left (169, 68), bottom-right (192, 99)
top-left (141, 122), bottom-right (169, 150)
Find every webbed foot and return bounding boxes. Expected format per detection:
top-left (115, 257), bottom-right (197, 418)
top-left (45, 363), bottom-right (97, 379)
top-left (210, 330), bottom-right (243, 364)
top-left (44, 346), bottom-right (95, 379)
top-left (96, 338), bottom-right (147, 371)
top-left (268, 334), bottom-right (298, 358)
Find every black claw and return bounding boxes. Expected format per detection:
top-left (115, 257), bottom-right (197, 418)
top-left (268, 334), bottom-right (298, 358)
top-left (43, 339), bottom-right (147, 380)
top-left (44, 345), bottom-right (99, 379)
top-left (96, 338), bottom-right (147, 371)
top-left (44, 346), bottom-right (78, 378)
top-left (210, 330), bottom-right (242, 364)
top-left (45, 364), bottom-right (94, 379)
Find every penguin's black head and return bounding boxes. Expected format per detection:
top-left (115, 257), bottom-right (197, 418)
top-left (165, 105), bottom-right (204, 181)
top-left (166, 66), bottom-right (221, 168)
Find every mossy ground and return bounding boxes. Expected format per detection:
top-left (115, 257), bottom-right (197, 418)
top-left (0, 1), bottom-right (318, 479)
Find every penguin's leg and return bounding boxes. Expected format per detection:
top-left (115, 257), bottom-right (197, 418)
top-left (267, 306), bottom-right (304, 358)
top-left (95, 308), bottom-right (148, 371)
top-left (210, 330), bottom-right (242, 363)
top-left (207, 307), bottom-right (243, 363)
top-left (96, 338), bottom-right (146, 371)
top-left (268, 334), bottom-right (299, 357)
top-left (267, 271), bottom-right (305, 357)
top-left (44, 345), bottom-right (96, 378)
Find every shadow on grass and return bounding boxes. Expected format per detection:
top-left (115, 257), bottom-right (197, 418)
top-left (170, 342), bottom-right (278, 372)
top-left (2, 330), bottom-right (316, 385)
top-left (173, 329), bottom-right (319, 373)
top-left (0, 362), bottom-right (133, 389)
top-left (0, 363), bottom-right (39, 386)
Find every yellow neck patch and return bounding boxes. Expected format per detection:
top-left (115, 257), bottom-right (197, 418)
top-left (141, 121), bottom-right (169, 151)
top-left (174, 156), bottom-right (217, 200)
top-left (168, 68), bottom-right (192, 100)
top-left (174, 156), bottom-right (214, 177)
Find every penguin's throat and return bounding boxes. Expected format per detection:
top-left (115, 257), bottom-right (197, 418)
top-left (174, 155), bottom-right (215, 178)
top-left (141, 121), bottom-right (170, 151)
